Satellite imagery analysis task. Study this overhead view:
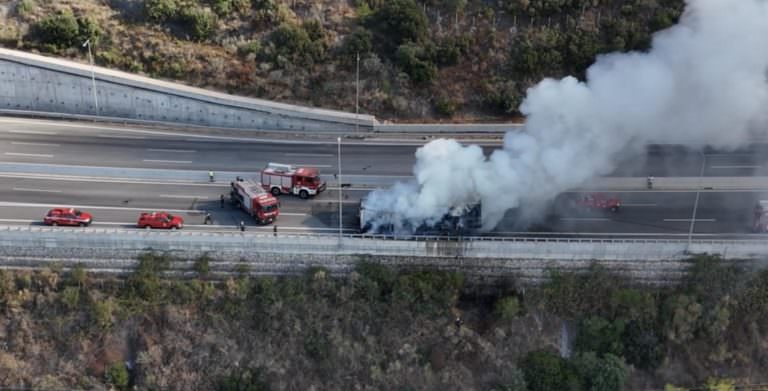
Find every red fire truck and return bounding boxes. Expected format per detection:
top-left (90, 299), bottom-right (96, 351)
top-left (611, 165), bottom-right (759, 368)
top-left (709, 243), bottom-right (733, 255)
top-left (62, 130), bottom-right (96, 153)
top-left (230, 179), bottom-right (280, 224)
top-left (754, 201), bottom-right (768, 233)
top-left (261, 163), bottom-right (326, 199)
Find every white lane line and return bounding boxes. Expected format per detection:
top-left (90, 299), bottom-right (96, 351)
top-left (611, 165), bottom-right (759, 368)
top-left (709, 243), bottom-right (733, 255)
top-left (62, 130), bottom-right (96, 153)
top-left (8, 130), bottom-right (58, 135)
top-left (310, 200), bottom-right (360, 204)
top-left (663, 218), bottom-right (717, 222)
top-left (5, 152), bottom-right (53, 158)
top-left (293, 164), bottom-right (334, 168)
top-left (159, 194), bottom-right (208, 199)
top-left (710, 165), bottom-right (761, 169)
top-left (97, 134), bottom-right (146, 140)
top-left (13, 187), bottom-right (62, 193)
top-left (142, 159), bottom-right (192, 164)
top-left (559, 217), bottom-right (611, 222)
top-left (284, 153), bottom-right (334, 157)
top-left (280, 212), bottom-right (309, 216)
top-left (0, 201), bottom-right (200, 213)
top-left (147, 148), bottom-right (197, 153)
top-left (621, 203), bottom-right (658, 207)
top-left (0, 172), bottom-right (228, 187)
top-left (11, 141), bottom-right (61, 147)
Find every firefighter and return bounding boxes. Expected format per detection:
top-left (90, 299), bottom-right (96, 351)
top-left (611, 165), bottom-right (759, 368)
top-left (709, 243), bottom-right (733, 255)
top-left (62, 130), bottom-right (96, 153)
top-left (209, 171), bottom-right (215, 182)
top-left (273, 225), bottom-right (278, 237)
top-left (455, 317), bottom-right (463, 331)
top-left (239, 221), bottom-right (246, 232)
top-left (220, 194), bottom-right (225, 208)
top-left (203, 212), bottom-right (212, 225)
top-left (646, 175), bottom-right (654, 189)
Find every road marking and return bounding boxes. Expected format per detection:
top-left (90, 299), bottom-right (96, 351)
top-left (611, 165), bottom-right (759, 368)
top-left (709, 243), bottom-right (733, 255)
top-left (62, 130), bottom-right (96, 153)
top-left (11, 141), bottom-right (61, 147)
top-left (292, 164), bottom-right (334, 168)
top-left (559, 217), bottom-right (611, 222)
top-left (310, 200), bottom-right (360, 204)
top-left (279, 212), bottom-right (309, 216)
top-left (285, 153), bottom-right (334, 157)
top-left (5, 152), bottom-right (53, 158)
top-left (0, 201), bottom-right (201, 213)
top-left (142, 159), bottom-right (192, 164)
top-left (621, 203), bottom-right (658, 207)
top-left (8, 130), bottom-right (58, 135)
top-left (147, 148), bottom-right (197, 153)
top-left (0, 172), bottom-right (229, 187)
top-left (159, 194), bottom-right (208, 199)
top-left (663, 218), bottom-right (717, 222)
top-left (97, 134), bottom-right (146, 140)
top-left (710, 165), bottom-right (761, 169)
top-left (13, 187), bottom-right (62, 193)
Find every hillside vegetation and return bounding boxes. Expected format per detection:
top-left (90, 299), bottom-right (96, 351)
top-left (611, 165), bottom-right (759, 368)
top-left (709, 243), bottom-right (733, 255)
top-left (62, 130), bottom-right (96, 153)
top-left (1, 255), bottom-right (768, 389)
top-left (0, 0), bottom-right (683, 121)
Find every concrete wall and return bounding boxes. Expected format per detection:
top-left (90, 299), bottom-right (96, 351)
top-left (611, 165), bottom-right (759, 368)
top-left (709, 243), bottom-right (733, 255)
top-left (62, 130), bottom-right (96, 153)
top-left (0, 48), bottom-right (377, 132)
top-left (2, 226), bottom-right (766, 283)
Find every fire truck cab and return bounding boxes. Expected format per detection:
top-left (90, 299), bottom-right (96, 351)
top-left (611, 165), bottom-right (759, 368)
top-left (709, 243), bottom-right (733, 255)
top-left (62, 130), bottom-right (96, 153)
top-left (231, 179), bottom-right (280, 225)
top-left (261, 163), bottom-right (326, 199)
top-left (754, 200), bottom-right (768, 233)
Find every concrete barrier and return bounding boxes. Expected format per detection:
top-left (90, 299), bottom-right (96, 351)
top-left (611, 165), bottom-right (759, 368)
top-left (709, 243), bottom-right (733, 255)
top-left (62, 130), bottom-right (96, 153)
top-left (0, 48), bottom-right (376, 132)
top-left (1, 226), bottom-right (766, 283)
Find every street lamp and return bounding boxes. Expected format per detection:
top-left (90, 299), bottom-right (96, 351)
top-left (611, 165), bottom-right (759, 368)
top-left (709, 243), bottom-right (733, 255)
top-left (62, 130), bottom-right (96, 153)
top-left (337, 137), bottom-right (343, 239)
top-left (355, 51), bottom-right (360, 133)
top-left (82, 39), bottom-right (99, 116)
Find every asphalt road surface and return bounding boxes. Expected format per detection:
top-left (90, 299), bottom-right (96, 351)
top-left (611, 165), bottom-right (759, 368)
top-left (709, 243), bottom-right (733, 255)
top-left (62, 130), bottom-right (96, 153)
top-left (0, 117), bottom-right (766, 237)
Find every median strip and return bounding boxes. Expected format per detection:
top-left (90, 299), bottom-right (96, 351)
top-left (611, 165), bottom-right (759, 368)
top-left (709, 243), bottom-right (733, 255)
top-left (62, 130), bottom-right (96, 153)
top-left (142, 159), bottom-right (193, 164)
top-left (13, 187), bottom-right (62, 193)
top-left (5, 152), bottom-right (53, 158)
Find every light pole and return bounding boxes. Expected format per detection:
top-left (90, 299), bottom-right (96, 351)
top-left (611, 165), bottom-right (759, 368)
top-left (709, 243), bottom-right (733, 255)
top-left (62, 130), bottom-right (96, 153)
top-left (687, 150), bottom-right (707, 248)
top-left (82, 39), bottom-right (99, 116)
top-left (355, 51), bottom-right (360, 133)
top-left (337, 137), bottom-right (343, 239)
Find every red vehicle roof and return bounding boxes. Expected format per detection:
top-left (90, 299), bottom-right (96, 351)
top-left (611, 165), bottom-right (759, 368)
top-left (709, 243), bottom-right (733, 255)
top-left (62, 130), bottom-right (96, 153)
top-left (295, 167), bottom-right (319, 177)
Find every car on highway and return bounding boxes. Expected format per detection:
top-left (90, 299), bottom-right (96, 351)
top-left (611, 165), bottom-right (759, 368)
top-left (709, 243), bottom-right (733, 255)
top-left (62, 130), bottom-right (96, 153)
top-left (43, 208), bottom-right (93, 227)
top-left (137, 212), bottom-right (184, 230)
top-left (571, 193), bottom-right (621, 212)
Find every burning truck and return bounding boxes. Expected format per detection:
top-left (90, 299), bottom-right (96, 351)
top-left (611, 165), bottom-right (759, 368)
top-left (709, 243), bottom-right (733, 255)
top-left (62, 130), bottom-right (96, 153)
top-left (358, 196), bottom-right (482, 236)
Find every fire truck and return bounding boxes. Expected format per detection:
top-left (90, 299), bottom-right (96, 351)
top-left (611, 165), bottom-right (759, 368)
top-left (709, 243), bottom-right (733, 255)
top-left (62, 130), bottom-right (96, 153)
top-left (230, 179), bottom-right (280, 224)
top-left (754, 200), bottom-right (768, 233)
top-left (261, 163), bottom-right (326, 199)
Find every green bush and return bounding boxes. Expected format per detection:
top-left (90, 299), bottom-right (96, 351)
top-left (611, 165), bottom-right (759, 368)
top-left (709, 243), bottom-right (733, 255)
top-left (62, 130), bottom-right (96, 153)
top-left (194, 256), bottom-right (211, 278)
top-left (483, 78), bottom-right (522, 116)
top-left (17, 0), bottom-right (35, 16)
top-left (182, 7), bottom-right (217, 42)
top-left (304, 329), bottom-right (331, 360)
top-left (574, 316), bottom-right (625, 357)
top-left (396, 43), bottom-right (437, 85)
top-left (572, 352), bottom-right (627, 391)
top-left (106, 362), bottom-right (130, 390)
top-left (124, 253), bottom-right (171, 303)
top-left (218, 367), bottom-right (270, 391)
top-left (145, 0), bottom-right (178, 22)
top-left (392, 270), bottom-right (463, 314)
top-left (520, 350), bottom-right (579, 391)
top-left (494, 295), bottom-right (521, 321)
top-left (622, 320), bottom-right (664, 370)
top-left (266, 23), bottom-right (314, 66)
top-left (35, 9), bottom-right (80, 49)
top-left (366, 0), bottom-right (428, 54)
top-left (60, 286), bottom-right (80, 310)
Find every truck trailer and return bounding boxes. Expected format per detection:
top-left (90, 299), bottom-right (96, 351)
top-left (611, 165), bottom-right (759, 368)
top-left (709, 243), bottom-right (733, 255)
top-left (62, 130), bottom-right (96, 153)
top-left (230, 179), bottom-right (280, 224)
top-left (261, 163), bottom-right (326, 199)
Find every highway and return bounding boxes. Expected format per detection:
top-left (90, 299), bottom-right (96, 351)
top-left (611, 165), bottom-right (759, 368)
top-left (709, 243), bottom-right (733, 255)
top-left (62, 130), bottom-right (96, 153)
top-left (0, 116), bottom-right (766, 237)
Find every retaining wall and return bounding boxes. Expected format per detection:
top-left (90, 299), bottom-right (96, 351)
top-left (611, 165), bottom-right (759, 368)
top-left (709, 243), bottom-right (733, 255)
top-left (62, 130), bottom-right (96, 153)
top-left (0, 48), bottom-right (376, 132)
top-left (1, 226), bottom-right (766, 283)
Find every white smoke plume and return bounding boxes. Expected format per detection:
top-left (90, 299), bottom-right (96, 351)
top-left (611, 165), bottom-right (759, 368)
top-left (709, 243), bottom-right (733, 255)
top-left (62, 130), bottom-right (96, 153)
top-left (363, 0), bottom-right (768, 232)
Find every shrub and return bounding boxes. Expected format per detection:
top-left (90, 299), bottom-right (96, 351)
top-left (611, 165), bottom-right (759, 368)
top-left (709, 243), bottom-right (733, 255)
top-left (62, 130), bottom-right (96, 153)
top-left (366, 0), bottom-right (428, 54)
top-left (17, 0), bottom-right (35, 16)
top-left (494, 295), bottom-right (521, 321)
top-left (396, 43), bottom-right (437, 85)
top-left (218, 367), bottom-right (270, 391)
top-left (434, 97), bottom-right (459, 118)
top-left (60, 286), bottom-right (80, 311)
top-left (572, 352), bottom-right (627, 391)
top-left (574, 316), bottom-right (625, 357)
top-left (392, 270), bottom-right (463, 314)
top-left (238, 40), bottom-right (262, 57)
top-left (124, 253), bottom-right (170, 303)
top-left (182, 7), bottom-right (217, 42)
top-left (145, 0), bottom-right (178, 22)
top-left (35, 9), bottom-right (79, 49)
top-left (304, 329), bottom-right (331, 360)
top-left (91, 297), bottom-right (115, 330)
top-left (519, 350), bottom-right (579, 391)
top-left (194, 256), bottom-right (211, 278)
top-left (483, 78), bottom-right (522, 116)
top-left (106, 362), bottom-right (130, 390)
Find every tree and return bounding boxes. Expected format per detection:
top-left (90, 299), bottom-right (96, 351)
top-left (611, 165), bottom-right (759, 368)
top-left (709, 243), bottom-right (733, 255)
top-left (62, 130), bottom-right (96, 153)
top-left (35, 9), bottom-right (80, 49)
top-left (574, 316), bottom-right (624, 357)
top-left (520, 350), bottom-right (579, 391)
top-left (494, 296), bottom-right (521, 321)
top-left (572, 352), bottom-right (627, 391)
top-left (218, 367), bottom-right (270, 391)
top-left (395, 43), bottom-right (437, 85)
top-left (182, 7), bottom-right (217, 42)
top-left (664, 294), bottom-right (702, 345)
top-left (366, 0), bottom-right (428, 54)
top-left (622, 320), bottom-right (664, 370)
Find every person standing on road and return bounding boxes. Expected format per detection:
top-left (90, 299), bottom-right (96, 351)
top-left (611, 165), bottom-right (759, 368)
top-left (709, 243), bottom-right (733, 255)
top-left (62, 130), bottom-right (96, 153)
top-left (273, 225), bottom-right (278, 237)
top-left (209, 171), bottom-right (215, 183)
top-left (647, 175), bottom-right (655, 189)
top-left (220, 194), bottom-right (225, 208)
top-left (239, 221), bottom-right (245, 232)
top-left (204, 212), bottom-right (212, 225)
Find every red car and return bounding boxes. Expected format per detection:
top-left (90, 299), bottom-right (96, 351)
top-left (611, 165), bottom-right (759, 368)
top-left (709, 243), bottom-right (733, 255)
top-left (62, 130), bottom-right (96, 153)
top-left (573, 193), bottom-right (621, 212)
top-left (44, 208), bottom-right (93, 227)
top-left (137, 212), bottom-right (184, 230)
